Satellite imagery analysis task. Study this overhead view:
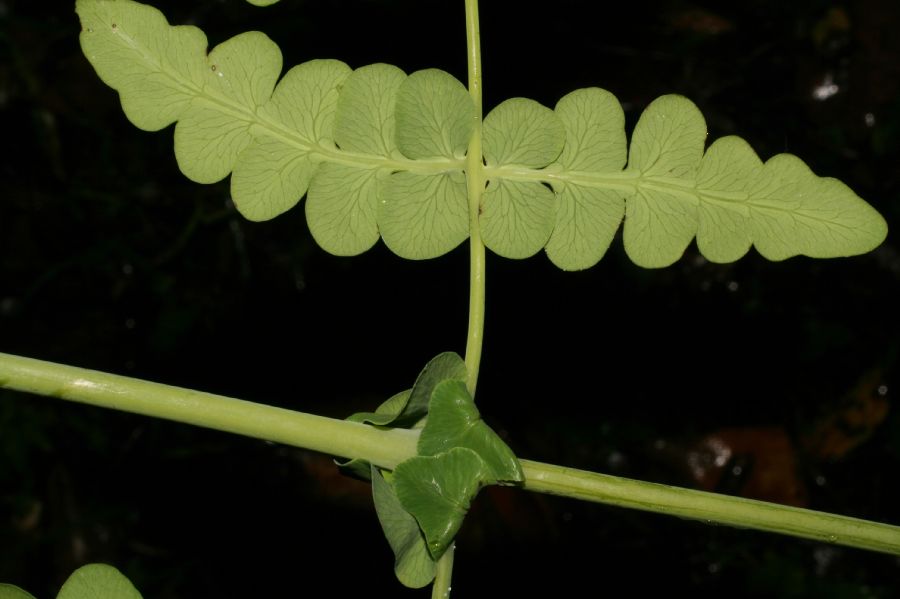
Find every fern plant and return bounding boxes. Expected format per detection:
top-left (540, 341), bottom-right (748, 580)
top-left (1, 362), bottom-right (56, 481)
top-left (0, 0), bottom-right (896, 596)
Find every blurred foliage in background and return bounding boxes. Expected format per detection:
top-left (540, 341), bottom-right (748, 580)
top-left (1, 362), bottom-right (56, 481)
top-left (1, 0), bottom-right (899, 596)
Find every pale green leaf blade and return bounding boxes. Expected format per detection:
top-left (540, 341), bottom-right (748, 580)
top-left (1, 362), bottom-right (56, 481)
top-left (624, 95), bottom-right (705, 267)
top-left (696, 136), bottom-right (888, 262)
top-left (229, 59), bottom-right (350, 220)
top-left (174, 107), bottom-right (254, 184)
top-left (57, 564), bottom-right (142, 599)
top-left (546, 88), bottom-right (628, 270)
top-left (261, 59), bottom-right (351, 147)
top-left (76, 0), bottom-right (208, 131)
top-left (306, 163), bottom-right (381, 255)
top-left (799, 178), bottom-right (888, 258)
top-left (696, 136), bottom-right (758, 262)
top-left (229, 137), bottom-right (317, 221)
top-left (394, 447), bottom-right (487, 560)
top-left (627, 94), bottom-right (706, 179)
top-left (207, 31), bottom-right (283, 108)
top-left (308, 62), bottom-right (406, 254)
top-left (378, 171), bottom-right (469, 259)
top-left (174, 31), bottom-right (282, 183)
top-left (80, 2), bottom-right (888, 268)
top-left (395, 69), bottom-right (474, 160)
top-left (372, 467), bottom-right (437, 589)
top-left (0, 584), bottom-right (36, 599)
top-left (530, 89), bottom-right (885, 269)
top-left (481, 179), bottom-right (555, 259)
top-left (247, 0), bottom-right (280, 5)
top-left (748, 154), bottom-right (888, 260)
top-left (624, 186), bottom-right (698, 268)
top-left (419, 379), bottom-right (523, 484)
top-left (334, 63), bottom-right (406, 156)
top-left (554, 88), bottom-right (627, 172)
top-left (483, 98), bottom-right (565, 168)
top-left (545, 186), bottom-right (625, 270)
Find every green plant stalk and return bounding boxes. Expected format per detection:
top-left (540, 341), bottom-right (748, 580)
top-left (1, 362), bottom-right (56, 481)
top-left (3, 351), bottom-right (900, 556)
top-left (438, 2), bottom-right (483, 594)
top-left (462, 0), bottom-right (485, 398)
top-left (432, 541), bottom-right (455, 599)
top-left (0, 352), bottom-right (418, 469)
top-left (520, 460), bottom-right (900, 554)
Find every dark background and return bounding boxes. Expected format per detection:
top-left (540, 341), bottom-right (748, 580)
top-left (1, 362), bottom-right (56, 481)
top-left (2, 0), bottom-right (899, 596)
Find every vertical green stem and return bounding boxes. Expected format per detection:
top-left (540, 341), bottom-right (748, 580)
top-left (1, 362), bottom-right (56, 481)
top-left (431, 542), bottom-right (456, 599)
top-left (463, 0), bottom-right (485, 397)
top-left (433, 2), bottom-right (484, 597)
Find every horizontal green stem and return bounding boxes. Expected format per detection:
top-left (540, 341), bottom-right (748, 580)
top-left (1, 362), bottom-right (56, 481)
top-left (2, 352), bottom-right (898, 555)
top-left (521, 460), bottom-right (900, 555)
top-left (0, 352), bottom-right (418, 470)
